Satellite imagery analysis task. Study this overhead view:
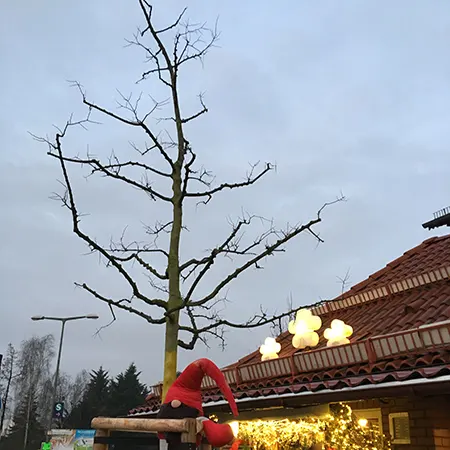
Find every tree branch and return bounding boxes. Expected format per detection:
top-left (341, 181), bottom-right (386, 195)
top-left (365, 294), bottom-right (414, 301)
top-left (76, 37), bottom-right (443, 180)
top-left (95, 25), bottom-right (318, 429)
top-left (185, 197), bottom-right (344, 310)
top-left (185, 162), bottom-right (273, 205)
top-left (95, 158), bottom-right (171, 179)
top-left (70, 81), bottom-right (175, 168)
top-left (78, 282), bottom-right (166, 324)
top-left (182, 305), bottom-right (298, 339)
top-left (111, 252), bottom-right (168, 280)
top-left (181, 93), bottom-right (208, 124)
top-left (34, 118), bottom-right (168, 311)
top-left (178, 306), bottom-right (226, 350)
top-left (179, 214), bottom-right (276, 279)
top-left (47, 152), bottom-right (172, 202)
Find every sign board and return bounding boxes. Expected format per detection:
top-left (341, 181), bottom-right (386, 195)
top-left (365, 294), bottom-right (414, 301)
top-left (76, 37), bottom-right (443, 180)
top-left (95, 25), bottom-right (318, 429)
top-left (41, 442), bottom-right (52, 450)
top-left (53, 402), bottom-right (65, 419)
top-left (49, 429), bottom-right (95, 450)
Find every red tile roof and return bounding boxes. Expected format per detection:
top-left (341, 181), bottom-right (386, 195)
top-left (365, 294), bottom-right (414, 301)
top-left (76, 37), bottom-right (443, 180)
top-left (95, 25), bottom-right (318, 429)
top-left (220, 235), bottom-right (450, 368)
top-left (198, 350), bottom-right (450, 405)
top-left (131, 234), bottom-right (450, 415)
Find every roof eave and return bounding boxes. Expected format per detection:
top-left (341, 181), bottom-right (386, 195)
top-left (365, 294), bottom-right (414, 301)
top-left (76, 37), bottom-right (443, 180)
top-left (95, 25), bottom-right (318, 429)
top-left (129, 372), bottom-right (450, 417)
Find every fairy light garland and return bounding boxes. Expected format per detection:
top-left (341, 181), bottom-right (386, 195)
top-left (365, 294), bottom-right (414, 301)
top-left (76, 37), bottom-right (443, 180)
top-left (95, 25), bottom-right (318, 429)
top-left (233, 404), bottom-right (391, 450)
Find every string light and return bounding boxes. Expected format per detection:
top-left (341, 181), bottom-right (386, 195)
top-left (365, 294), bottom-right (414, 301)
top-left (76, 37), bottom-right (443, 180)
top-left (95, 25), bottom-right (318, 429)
top-left (358, 418), bottom-right (368, 428)
top-left (232, 403), bottom-right (391, 450)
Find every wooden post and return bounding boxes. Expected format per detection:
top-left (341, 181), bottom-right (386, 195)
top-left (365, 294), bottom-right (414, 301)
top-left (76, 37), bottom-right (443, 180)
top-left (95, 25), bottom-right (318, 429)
top-left (180, 418), bottom-right (197, 444)
top-left (93, 429), bottom-right (110, 450)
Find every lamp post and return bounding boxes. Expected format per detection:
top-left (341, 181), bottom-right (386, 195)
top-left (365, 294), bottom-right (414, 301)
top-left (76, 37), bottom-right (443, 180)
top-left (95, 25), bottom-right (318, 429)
top-left (31, 314), bottom-right (99, 433)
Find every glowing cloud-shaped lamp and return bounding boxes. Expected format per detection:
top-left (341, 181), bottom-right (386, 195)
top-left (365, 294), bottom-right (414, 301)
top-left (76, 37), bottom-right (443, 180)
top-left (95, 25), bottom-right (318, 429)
top-left (259, 337), bottom-right (281, 361)
top-left (288, 308), bottom-right (322, 349)
top-left (324, 319), bottom-right (353, 347)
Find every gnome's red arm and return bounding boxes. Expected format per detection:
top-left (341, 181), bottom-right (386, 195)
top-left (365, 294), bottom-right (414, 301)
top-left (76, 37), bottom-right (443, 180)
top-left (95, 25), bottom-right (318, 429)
top-left (199, 417), bottom-right (236, 448)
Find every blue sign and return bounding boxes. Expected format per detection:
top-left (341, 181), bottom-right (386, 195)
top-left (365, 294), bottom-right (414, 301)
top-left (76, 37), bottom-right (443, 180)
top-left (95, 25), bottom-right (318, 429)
top-left (75, 430), bottom-right (95, 440)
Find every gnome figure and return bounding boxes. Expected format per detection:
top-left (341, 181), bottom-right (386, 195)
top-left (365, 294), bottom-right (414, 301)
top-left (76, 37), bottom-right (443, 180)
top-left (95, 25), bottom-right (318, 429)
top-left (157, 358), bottom-right (238, 449)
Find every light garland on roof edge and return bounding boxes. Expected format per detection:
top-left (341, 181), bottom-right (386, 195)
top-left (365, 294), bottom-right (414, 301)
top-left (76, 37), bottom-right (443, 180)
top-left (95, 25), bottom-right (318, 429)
top-left (232, 404), bottom-right (391, 450)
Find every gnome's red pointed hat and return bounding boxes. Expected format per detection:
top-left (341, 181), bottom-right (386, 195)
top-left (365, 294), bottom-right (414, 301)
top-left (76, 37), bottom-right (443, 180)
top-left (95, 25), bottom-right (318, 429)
top-left (163, 358), bottom-right (238, 416)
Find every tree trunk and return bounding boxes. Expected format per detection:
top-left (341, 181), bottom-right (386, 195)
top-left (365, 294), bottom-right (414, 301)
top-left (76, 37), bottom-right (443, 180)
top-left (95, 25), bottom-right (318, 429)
top-left (163, 161), bottom-right (183, 401)
top-left (0, 362), bottom-right (13, 436)
top-left (162, 311), bottom-right (180, 400)
top-left (23, 390), bottom-right (33, 450)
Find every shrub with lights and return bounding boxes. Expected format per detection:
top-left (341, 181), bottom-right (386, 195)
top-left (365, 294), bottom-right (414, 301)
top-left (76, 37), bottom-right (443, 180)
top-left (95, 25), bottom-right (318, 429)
top-left (231, 404), bottom-right (391, 450)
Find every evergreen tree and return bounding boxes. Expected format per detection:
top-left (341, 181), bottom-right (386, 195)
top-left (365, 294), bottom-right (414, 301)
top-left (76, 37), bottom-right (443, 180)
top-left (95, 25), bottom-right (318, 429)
top-left (108, 363), bottom-right (148, 417)
top-left (0, 392), bottom-right (45, 450)
top-left (65, 367), bottom-right (110, 429)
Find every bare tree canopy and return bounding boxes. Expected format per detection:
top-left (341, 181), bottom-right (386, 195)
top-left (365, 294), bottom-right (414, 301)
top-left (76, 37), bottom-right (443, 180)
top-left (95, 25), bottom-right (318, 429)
top-left (15, 336), bottom-right (55, 400)
top-left (35, 0), bottom-right (343, 395)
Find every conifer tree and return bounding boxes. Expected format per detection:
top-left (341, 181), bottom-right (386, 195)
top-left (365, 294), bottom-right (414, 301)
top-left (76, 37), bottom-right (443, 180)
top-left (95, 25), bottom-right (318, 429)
top-left (0, 392), bottom-right (45, 450)
top-left (108, 363), bottom-right (148, 417)
top-left (65, 367), bottom-right (110, 429)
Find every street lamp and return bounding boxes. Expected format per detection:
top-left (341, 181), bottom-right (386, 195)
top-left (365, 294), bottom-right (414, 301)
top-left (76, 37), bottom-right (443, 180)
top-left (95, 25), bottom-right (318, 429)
top-left (31, 314), bottom-right (99, 431)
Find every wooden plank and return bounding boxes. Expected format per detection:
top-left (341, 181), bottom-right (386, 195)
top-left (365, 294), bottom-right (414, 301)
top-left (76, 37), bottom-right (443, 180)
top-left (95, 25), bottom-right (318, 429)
top-left (93, 429), bottom-right (110, 450)
top-left (91, 417), bottom-right (193, 433)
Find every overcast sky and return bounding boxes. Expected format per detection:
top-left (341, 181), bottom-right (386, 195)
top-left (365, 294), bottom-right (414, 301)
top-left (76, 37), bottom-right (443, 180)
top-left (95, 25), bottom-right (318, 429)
top-left (1, 0), bottom-right (449, 389)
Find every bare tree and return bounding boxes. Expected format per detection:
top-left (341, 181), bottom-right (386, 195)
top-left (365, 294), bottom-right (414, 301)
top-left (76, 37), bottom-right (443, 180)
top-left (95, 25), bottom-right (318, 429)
top-left (36, 1), bottom-right (343, 397)
top-left (38, 370), bottom-right (88, 428)
top-left (14, 335), bottom-right (54, 446)
top-left (68, 370), bottom-right (89, 410)
top-left (0, 344), bottom-right (18, 437)
top-left (37, 371), bottom-right (72, 428)
top-left (37, 378), bottom-right (53, 427)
